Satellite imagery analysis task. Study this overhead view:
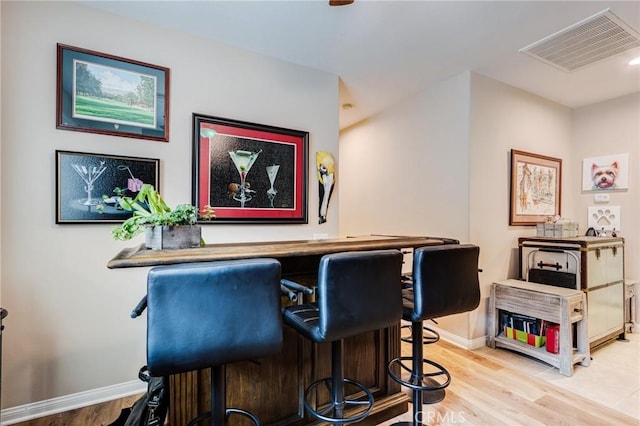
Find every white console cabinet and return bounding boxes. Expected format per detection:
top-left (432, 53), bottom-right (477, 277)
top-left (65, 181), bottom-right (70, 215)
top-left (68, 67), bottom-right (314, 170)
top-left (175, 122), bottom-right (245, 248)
top-left (519, 236), bottom-right (625, 349)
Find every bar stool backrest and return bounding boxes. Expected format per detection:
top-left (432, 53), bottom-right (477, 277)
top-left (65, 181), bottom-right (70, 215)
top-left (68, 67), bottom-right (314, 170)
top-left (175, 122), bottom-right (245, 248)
top-left (411, 244), bottom-right (480, 321)
top-left (146, 259), bottom-right (283, 377)
top-left (317, 250), bottom-right (403, 342)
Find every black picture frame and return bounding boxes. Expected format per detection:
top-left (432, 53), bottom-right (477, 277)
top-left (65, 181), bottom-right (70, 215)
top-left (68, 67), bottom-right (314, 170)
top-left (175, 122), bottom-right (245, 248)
top-left (56, 44), bottom-right (170, 142)
top-left (192, 114), bottom-right (308, 224)
top-left (56, 150), bottom-right (160, 223)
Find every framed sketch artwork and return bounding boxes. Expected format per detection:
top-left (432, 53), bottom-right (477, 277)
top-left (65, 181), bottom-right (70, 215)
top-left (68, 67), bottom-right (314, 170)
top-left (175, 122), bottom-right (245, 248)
top-left (192, 114), bottom-right (308, 224)
top-left (510, 150), bottom-right (562, 226)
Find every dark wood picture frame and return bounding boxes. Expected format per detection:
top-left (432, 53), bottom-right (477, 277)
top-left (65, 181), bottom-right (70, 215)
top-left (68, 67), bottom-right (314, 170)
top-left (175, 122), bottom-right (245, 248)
top-left (56, 150), bottom-right (160, 223)
top-left (193, 114), bottom-right (308, 224)
top-left (56, 44), bottom-right (170, 142)
top-left (510, 149), bottom-right (562, 226)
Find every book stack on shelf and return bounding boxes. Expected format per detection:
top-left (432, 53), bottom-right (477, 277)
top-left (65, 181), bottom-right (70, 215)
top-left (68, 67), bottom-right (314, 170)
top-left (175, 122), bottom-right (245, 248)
top-left (500, 311), bottom-right (552, 348)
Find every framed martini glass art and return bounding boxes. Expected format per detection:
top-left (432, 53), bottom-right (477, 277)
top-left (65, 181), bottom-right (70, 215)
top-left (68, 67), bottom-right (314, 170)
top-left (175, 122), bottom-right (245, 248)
top-left (192, 114), bottom-right (308, 224)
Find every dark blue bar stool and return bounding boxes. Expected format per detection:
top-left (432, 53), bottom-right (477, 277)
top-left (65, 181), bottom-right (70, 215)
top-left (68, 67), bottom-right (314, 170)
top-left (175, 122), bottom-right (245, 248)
top-left (399, 239), bottom-right (460, 356)
top-left (145, 259), bottom-right (283, 426)
top-left (282, 250), bottom-right (404, 424)
top-left (387, 244), bottom-right (480, 425)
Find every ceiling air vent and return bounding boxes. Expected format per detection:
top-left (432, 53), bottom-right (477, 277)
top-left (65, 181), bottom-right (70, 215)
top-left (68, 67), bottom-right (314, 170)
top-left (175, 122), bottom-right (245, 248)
top-left (520, 9), bottom-right (640, 72)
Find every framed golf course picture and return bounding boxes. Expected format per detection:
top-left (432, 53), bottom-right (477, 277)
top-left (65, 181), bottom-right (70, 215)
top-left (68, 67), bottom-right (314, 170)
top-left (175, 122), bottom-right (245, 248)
top-left (56, 43), bottom-right (170, 142)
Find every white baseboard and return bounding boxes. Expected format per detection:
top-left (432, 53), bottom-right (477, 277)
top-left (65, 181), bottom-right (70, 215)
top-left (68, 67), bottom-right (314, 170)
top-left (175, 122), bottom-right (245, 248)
top-left (1, 380), bottom-right (146, 425)
top-left (400, 319), bottom-right (486, 350)
top-left (436, 327), bottom-right (487, 350)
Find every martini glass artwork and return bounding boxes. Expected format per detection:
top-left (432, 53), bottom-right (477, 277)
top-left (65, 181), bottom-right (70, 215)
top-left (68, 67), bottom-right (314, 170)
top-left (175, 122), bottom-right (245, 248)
top-left (266, 164), bottom-right (280, 208)
top-left (72, 161), bottom-right (107, 206)
top-left (229, 149), bottom-right (261, 207)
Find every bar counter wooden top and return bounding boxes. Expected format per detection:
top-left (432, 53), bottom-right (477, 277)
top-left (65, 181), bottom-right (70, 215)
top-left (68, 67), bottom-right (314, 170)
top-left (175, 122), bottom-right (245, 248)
top-left (107, 234), bottom-right (443, 269)
top-left (107, 235), bottom-right (447, 425)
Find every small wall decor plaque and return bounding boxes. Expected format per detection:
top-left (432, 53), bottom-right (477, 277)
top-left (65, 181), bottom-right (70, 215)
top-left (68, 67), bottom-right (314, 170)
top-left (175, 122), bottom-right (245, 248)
top-left (316, 151), bottom-right (336, 224)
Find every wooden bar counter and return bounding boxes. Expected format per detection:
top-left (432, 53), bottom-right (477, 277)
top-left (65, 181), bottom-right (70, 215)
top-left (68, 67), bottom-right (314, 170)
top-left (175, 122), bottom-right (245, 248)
top-left (108, 235), bottom-right (445, 425)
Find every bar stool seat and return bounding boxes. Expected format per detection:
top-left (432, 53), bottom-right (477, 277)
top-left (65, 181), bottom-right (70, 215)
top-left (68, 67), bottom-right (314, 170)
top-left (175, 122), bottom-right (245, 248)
top-left (145, 259), bottom-right (283, 426)
top-left (282, 249), bottom-right (404, 424)
top-left (399, 238), bottom-right (461, 359)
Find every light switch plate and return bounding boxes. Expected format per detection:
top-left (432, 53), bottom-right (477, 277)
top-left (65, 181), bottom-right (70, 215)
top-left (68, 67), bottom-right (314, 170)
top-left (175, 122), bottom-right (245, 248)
top-left (593, 193), bottom-right (610, 203)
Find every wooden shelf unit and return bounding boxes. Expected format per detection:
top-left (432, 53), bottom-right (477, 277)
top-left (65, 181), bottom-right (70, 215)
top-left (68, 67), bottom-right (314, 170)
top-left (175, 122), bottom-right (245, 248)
top-left (488, 279), bottom-right (590, 377)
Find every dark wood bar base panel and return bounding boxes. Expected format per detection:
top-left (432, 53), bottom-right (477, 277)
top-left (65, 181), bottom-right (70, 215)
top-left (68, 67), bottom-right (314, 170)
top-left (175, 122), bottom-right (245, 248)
top-left (108, 236), bottom-right (446, 424)
top-left (169, 327), bottom-right (407, 425)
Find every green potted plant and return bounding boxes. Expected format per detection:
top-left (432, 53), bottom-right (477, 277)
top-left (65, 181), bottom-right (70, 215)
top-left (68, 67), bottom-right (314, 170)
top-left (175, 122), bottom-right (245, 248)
top-left (111, 184), bottom-right (215, 249)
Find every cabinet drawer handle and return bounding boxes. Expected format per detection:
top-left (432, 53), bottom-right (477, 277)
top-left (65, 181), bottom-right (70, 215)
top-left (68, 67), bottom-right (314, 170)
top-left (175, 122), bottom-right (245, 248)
top-left (537, 261), bottom-right (563, 270)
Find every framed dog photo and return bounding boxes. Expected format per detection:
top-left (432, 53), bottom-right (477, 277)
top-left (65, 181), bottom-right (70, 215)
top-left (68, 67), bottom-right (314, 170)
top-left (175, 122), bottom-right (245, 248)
top-left (56, 150), bottom-right (160, 223)
top-left (582, 153), bottom-right (629, 191)
top-left (509, 150), bottom-right (562, 226)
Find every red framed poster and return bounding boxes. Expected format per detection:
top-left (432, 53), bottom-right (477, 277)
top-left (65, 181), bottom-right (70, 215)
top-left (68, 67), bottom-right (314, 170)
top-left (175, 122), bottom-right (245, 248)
top-left (192, 113), bottom-right (308, 224)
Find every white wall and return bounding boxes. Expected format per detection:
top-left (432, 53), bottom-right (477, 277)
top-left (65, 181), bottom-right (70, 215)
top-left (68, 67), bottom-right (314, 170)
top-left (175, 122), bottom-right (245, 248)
top-left (572, 93), bottom-right (640, 324)
top-left (339, 72), bottom-right (471, 242)
top-left (2, 0), bottom-right (639, 416)
top-left (468, 73), bottom-right (574, 339)
top-left (1, 1), bottom-right (338, 409)
top-left (340, 72), bottom-right (473, 339)
top-left (340, 72), bottom-right (576, 342)
top-left (341, 70), bottom-right (639, 347)
top-left (572, 93), bottom-right (639, 283)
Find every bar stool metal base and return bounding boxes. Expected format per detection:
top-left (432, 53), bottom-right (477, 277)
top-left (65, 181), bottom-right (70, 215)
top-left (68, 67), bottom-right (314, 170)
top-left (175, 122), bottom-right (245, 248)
top-left (387, 356), bottom-right (451, 394)
top-left (388, 320), bottom-right (451, 412)
top-left (304, 377), bottom-right (374, 424)
top-left (186, 408), bottom-right (260, 426)
top-left (401, 378), bottom-right (446, 404)
top-left (185, 364), bottom-right (260, 426)
top-left (400, 324), bottom-right (440, 345)
top-left (304, 340), bottom-right (374, 424)
top-left (388, 348), bottom-right (450, 426)
top-left (398, 322), bottom-right (446, 404)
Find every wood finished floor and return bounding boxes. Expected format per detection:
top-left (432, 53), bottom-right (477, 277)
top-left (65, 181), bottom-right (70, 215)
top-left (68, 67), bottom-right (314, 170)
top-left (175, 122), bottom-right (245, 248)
top-left (381, 338), bottom-right (639, 426)
top-left (8, 394), bottom-right (143, 426)
top-left (9, 338), bottom-right (639, 426)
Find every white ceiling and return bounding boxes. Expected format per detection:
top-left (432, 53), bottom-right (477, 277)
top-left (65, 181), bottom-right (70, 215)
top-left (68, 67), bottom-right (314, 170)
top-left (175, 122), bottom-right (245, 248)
top-left (82, 0), bottom-right (640, 129)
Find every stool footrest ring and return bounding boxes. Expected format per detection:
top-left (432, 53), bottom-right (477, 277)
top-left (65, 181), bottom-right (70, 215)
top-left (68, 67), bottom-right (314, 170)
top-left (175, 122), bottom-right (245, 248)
top-left (186, 407), bottom-right (260, 426)
top-left (304, 377), bottom-right (374, 424)
top-left (387, 356), bottom-right (451, 391)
